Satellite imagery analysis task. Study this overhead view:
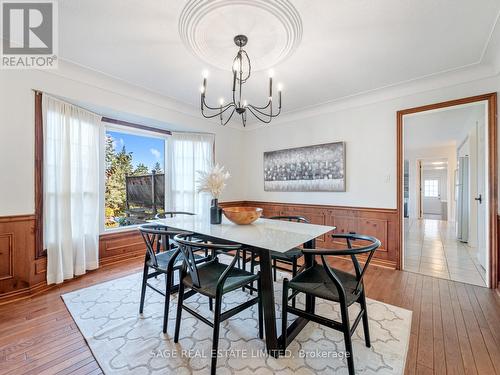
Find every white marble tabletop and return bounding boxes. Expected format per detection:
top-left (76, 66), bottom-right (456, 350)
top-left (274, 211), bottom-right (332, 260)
top-left (154, 215), bottom-right (334, 253)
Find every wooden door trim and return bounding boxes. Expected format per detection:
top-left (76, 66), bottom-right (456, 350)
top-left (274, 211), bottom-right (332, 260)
top-left (397, 92), bottom-right (498, 289)
top-left (34, 91), bottom-right (45, 259)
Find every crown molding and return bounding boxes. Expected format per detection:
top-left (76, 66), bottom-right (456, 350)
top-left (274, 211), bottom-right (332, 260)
top-left (35, 57), bottom-right (499, 134)
top-left (242, 62), bottom-right (499, 131)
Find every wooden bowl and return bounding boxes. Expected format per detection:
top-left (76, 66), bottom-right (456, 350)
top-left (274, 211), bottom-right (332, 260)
top-left (222, 206), bottom-right (263, 225)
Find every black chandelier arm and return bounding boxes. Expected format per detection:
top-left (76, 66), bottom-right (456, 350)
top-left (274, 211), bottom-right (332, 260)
top-left (246, 106), bottom-right (273, 124)
top-left (247, 103), bottom-right (282, 118)
top-left (246, 99), bottom-right (271, 111)
top-left (202, 95), bottom-right (234, 111)
top-left (221, 107), bottom-right (236, 126)
top-left (201, 103), bottom-right (235, 119)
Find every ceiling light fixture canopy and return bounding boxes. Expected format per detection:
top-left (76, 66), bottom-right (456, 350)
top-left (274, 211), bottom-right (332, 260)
top-left (200, 35), bottom-right (282, 127)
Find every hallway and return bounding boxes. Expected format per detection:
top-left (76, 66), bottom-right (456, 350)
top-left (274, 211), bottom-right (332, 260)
top-left (404, 219), bottom-right (487, 287)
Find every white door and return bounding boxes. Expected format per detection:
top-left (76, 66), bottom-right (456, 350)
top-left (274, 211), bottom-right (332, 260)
top-left (423, 178), bottom-right (441, 214)
top-left (476, 121), bottom-right (487, 269)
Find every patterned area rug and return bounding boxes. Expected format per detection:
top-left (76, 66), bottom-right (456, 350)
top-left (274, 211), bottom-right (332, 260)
top-left (62, 267), bottom-right (411, 374)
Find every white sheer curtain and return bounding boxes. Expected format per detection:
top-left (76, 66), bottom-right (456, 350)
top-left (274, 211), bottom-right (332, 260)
top-left (43, 95), bottom-right (102, 284)
top-left (167, 132), bottom-right (214, 216)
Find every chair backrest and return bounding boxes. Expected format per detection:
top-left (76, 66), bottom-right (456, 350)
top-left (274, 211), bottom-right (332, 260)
top-left (173, 233), bottom-right (241, 289)
top-left (155, 211), bottom-right (195, 219)
top-left (138, 224), bottom-right (189, 268)
top-left (268, 215), bottom-right (310, 223)
top-left (302, 233), bottom-right (381, 296)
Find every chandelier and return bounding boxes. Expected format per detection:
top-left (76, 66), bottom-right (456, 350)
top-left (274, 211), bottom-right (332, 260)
top-left (200, 35), bottom-right (282, 127)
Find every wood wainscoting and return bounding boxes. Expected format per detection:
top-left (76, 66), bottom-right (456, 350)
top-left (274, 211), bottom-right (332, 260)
top-left (0, 215), bottom-right (47, 304)
top-left (220, 201), bottom-right (399, 269)
top-left (99, 229), bottom-right (145, 266)
top-left (0, 215), bottom-right (146, 304)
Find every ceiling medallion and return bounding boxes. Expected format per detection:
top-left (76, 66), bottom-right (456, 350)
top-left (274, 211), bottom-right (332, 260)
top-left (200, 34), bottom-right (282, 127)
top-left (178, 0), bottom-right (302, 71)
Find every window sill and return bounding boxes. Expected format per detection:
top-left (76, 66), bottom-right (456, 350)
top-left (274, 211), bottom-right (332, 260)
top-left (100, 224), bottom-right (143, 237)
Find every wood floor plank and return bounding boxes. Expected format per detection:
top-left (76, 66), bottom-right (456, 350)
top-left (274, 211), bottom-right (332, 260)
top-left (472, 286), bottom-right (500, 347)
top-left (454, 282), bottom-right (495, 374)
top-left (61, 359), bottom-right (101, 375)
top-left (438, 279), bottom-right (465, 375)
top-left (448, 281), bottom-right (479, 375)
top-left (416, 276), bottom-right (434, 370)
top-left (432, 277), bottom-right (446, 375)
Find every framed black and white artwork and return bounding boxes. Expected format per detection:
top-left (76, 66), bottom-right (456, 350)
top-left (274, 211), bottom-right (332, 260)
top-left (264, 142), bottom-right (346, 192)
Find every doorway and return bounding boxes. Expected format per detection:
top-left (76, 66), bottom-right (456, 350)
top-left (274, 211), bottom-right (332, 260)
top-left (397, 93), bottom-right (498, 288)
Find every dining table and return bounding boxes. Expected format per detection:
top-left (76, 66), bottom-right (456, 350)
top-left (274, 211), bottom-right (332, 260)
top-left (155, 214), bottom-right (335, 357)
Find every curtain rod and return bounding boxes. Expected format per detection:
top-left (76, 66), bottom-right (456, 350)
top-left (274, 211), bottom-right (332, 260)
top-left (33, 89), bottom-right (174, 135)
top-left (32, 89), bottom-right (216, 137)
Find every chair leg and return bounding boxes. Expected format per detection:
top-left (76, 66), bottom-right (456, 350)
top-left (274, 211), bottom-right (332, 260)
top-left (209, 297), bottom-right (213, 311)
top-left (139, 262), bottom-right (149, 314)
top-left (257, 275), bottom-right (263, 339)
top-left (173, 281), bottom-right (185, 343)
top-left (250, 253), bottom-right (255, 296)
top-left (340, 302), bottom-right (355, 375)
top-left (211, 294), bottom-right (223, 375)
top-left (359, 289), bottom-right (371, 347)
top-left (273, 258), bottom-right (277, 281)
top-left (242, 249), bottom-right (247, 292)
top-left (281, 278), bottom-right (289, 353)
top-left (291, 258), bottom-right (297, 308)
top-left (162, 272), bottom-right (173, 333)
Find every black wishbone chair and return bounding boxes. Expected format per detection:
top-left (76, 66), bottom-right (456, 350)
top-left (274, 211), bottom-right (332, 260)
top-left (138, 225), bottom-right (209, 333)
top-left (154, 211), bottom-right (209, 256)
top-left (173, 233), bottom-right (263, 375)
top-left (281, 233), bottom-right (381, 375)
top-left (242, 216), bottom-right (310, 283)
top-left (241, 215), bottom-right (309, 286)
top-left (154, 211), bottom-right (195, 219)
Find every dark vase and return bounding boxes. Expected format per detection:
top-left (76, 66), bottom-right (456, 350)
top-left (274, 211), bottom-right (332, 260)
top-left (210, 198), bottom-right (222, 224)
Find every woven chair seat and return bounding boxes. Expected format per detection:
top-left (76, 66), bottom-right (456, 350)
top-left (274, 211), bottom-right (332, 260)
top-left (288, 264), bottom-right (362, 306)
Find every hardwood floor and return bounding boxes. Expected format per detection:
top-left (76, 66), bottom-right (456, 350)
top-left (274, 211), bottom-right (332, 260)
top-left (0, 258), bottom-right (499, 375)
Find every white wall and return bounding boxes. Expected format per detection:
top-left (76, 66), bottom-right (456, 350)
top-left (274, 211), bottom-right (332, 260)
top-left (0, 62), bottom-right (246, 216)
top-left (243, 73), bottom-right (500, 210)
top-left (1, 62), bottom-right (500, 217)
top-left (405, 146), bottom-right (457, 220)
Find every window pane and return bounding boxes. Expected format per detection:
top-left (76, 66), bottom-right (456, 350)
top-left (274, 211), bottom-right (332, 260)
top-left (424, 179), bottom-right (439, 198)
top-left (105, 130), bottom-right (165, 229)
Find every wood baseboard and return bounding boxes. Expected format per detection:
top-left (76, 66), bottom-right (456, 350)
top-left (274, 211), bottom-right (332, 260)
top-left (0, 280), bottom-right (54, 306)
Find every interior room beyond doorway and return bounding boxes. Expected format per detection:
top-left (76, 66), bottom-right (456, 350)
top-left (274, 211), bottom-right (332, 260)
top-left (402, 102), bottom-right (489, 287)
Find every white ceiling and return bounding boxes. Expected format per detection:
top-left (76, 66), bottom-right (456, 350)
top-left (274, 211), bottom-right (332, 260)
top-left (59, 0), bottom-right (500, 121)
top-left (404, 103), bottom-right (486, 150)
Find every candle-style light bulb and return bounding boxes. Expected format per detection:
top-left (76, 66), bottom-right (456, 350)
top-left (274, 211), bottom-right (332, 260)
top-left (277, 83), bottom-right (283, 109)
top-left (243, 100), bottom-right (247, 107)
top-left (219, 98), bottom-right (224, 106)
